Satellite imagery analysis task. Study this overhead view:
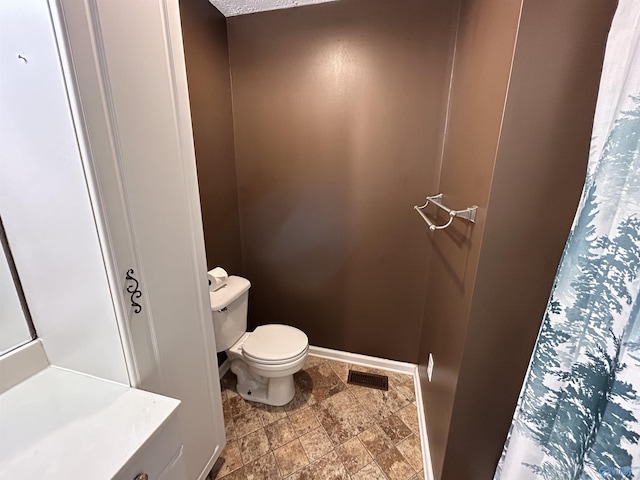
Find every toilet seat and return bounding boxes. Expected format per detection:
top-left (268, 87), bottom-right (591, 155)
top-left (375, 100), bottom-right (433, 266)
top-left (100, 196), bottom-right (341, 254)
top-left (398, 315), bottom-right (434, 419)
top-left (243, 346), bottom-right (308, 366)
top-left (241, 324), bottom-right (308, 365)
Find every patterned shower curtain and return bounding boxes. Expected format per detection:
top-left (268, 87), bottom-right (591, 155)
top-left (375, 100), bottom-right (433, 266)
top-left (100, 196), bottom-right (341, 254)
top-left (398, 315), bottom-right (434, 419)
top-left (495, 1), bottom-right (640, 479)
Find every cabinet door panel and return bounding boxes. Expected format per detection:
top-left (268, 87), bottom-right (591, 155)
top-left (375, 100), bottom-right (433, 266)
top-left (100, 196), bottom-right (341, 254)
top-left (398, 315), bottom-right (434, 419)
top-left (54, 1), bottom-right (226, 478)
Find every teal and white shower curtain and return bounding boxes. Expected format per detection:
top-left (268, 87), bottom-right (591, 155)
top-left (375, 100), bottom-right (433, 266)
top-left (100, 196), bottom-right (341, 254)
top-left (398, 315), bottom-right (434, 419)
top-left (495, 1), bottom-right (640, 479)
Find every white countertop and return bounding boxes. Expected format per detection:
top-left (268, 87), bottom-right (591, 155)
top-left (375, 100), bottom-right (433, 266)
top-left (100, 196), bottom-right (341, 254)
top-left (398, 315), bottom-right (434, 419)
top-left (0, 366), bottom-right (180, 479)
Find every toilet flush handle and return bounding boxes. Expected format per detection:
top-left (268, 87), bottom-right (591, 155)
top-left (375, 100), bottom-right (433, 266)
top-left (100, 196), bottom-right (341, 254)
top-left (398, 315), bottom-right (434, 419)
top-left (216, 307), bottom-right (228, 312)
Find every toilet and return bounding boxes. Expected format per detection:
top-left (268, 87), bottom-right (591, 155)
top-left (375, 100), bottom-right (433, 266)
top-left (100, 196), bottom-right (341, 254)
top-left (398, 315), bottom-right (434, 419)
top-left (210, 275), bottom-right (309, 406)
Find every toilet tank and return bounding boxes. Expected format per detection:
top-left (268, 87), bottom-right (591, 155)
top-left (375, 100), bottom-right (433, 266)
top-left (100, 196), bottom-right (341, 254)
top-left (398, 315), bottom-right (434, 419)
top-left (209, 276), bottom-right (251, 352)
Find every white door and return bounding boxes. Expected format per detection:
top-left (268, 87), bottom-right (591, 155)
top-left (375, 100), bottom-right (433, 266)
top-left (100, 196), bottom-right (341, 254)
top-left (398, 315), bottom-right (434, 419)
top-left (50, 1), bottom-right (225, 478)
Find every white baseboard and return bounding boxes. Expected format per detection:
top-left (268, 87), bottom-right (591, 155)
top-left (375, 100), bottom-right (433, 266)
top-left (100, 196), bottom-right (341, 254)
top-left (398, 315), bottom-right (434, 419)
top-left (308, 345), bottom-right (416, 375)
top-left (413, 366), bottom-right (435, 480)
top-left (221, 344), bottom-right (434, 480)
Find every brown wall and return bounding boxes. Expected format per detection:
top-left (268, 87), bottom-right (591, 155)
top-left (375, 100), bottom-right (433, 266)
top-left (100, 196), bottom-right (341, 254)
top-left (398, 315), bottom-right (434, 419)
top-left (182, 1), bottom-right (615, 475)
top-left (418, 1), bottom-right (617, 479)
top-left (417, 1), bottom-right (523, 475)
top-left (180, 0), bottom-right (243, 273)
top-left (228, 0), bottom-right (460, 362)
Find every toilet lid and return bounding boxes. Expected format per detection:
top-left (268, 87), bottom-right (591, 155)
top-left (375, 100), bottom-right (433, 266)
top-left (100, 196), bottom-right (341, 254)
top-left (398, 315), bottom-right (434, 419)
top-left (242, 324), bottom-right (308, 363)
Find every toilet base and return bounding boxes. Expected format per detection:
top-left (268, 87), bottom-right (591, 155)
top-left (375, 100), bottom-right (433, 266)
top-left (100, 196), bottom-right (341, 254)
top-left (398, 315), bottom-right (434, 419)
top-left (230, 359), bottom-right (295, 406)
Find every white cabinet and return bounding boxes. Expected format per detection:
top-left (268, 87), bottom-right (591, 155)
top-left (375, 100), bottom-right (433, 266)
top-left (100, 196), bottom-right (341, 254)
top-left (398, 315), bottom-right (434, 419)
top-left (50, 1), bottom-right (226, 478)
top-left (115, 413), bottom-right (186, 480)
top-left (0, 0), bottom-right (224, 476)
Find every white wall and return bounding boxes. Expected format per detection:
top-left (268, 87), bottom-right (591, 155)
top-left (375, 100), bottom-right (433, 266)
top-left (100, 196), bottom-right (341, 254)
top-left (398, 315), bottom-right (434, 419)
top-left (0, 0), bottom-right (128, 384)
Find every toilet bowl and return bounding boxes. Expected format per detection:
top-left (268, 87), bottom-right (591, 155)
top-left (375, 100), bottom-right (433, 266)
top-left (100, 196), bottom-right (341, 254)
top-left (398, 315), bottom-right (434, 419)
top-left (209, 275), bottom-right (309, 406)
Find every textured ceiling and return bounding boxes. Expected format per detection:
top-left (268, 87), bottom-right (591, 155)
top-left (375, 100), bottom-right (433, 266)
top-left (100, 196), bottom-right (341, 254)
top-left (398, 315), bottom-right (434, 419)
top-left (208, 0), bottom-right (338, 17)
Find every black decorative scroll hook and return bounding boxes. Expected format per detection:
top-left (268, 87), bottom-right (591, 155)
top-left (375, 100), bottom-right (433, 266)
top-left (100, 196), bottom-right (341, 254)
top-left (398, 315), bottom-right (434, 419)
top-left (125, 269), bottom-right (142, 314)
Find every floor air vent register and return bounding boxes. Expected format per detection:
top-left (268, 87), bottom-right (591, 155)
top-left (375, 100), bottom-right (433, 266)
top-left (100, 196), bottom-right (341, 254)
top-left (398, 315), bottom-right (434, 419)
top-left (347, 370), bottom-right (389, 391)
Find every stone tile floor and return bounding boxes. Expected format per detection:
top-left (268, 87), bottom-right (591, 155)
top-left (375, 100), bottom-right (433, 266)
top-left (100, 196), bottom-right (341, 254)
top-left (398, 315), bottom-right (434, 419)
top-left (208, 355), bottom-right (425, 480)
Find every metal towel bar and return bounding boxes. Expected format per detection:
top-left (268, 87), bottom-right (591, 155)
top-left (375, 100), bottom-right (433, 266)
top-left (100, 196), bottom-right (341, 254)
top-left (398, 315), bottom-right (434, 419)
top-left (414, 194), bottom-right (477, 232)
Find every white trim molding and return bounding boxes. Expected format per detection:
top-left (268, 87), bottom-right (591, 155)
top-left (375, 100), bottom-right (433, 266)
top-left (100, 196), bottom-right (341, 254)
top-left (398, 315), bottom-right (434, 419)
top-left (413, 366), bottom-right (435, 480)
top-left (307, 345), bottom-right (416, 375)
